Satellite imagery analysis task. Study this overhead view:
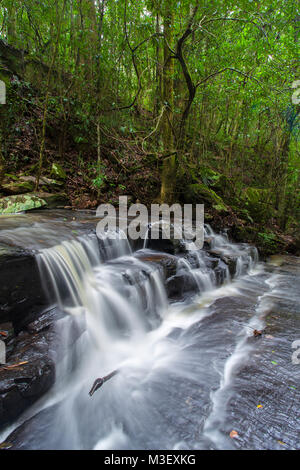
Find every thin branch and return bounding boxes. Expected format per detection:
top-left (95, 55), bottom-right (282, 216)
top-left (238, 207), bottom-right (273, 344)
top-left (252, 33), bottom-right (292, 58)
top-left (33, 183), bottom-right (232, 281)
top-left (196, 67), bottom-right (271, 92)
top-left (200, 16), bottom-right (269, 42)
top-left (102, 1), bottom-right (162, 113)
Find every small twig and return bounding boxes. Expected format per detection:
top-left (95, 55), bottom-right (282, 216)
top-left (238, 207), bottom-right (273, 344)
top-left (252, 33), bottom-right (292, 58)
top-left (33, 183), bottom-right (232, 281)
top-left (89, 369), bottom-right (119, 396)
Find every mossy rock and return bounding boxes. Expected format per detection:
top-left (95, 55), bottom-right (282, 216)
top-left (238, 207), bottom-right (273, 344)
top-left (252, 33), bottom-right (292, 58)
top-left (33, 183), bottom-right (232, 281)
top-left (233, 224), bottom-right (259, 244)
top-left (185, 183), bottom-right (228, 213)
top-left (35, 192), bottom-right (69, 208)
top-left (198, 167), bottom-right (222, 186)
top-left (51, 163), bottom-right (67, 180)
top-left (0, 194), bottom-right (47, 214)
top-left (0, 71), bottom-right (10, 88)
top-left (191, 166), bottom-right (232, 200)
top-left (2, 181), bottom-right (35, 195)
top-left (241, 187), bottom-right (272, 222)
top-left (257, 231), bottom-right (283, 256)
top-left (231, 206), bottom-right (254, 224)
top-left (19, 175), bottom-right (64, 190)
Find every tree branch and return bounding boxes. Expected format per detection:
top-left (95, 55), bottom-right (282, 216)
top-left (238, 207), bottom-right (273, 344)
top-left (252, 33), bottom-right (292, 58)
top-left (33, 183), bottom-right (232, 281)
top-left (200, 16), bottom-right (269, 42)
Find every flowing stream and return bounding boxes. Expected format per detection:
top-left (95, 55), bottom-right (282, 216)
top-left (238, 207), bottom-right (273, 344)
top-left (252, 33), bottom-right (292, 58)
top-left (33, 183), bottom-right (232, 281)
top-left (0, 213), bottom-right (299, 450)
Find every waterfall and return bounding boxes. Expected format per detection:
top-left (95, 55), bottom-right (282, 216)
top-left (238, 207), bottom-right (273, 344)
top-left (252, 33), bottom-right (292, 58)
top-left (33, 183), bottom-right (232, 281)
top-left (97, 229), bottom-right (132, 261)
top-left (2, 217), bottom-right (271, 450)
top-left (204, 224), bottom-right (258, 277)
top-left (176, 258), bottom-right (215, 293)
top-left (37, 233), bottom-right (168, 352)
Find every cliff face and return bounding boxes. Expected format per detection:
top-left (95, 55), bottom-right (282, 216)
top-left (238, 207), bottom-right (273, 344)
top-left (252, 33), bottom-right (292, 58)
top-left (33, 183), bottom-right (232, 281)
top-left (0, 39), bottom-right (64, 89)
top-left (0, 39), bottom-right (26, 80)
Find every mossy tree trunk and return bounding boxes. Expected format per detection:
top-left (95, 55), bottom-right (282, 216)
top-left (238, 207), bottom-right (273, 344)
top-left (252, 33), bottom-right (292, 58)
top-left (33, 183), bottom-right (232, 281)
top-left (0, 85), bottom-right (6, 189)
top-left (0, 130), bottom-right (5, 190)
top-left (7, 2), bottom-right (17, 46)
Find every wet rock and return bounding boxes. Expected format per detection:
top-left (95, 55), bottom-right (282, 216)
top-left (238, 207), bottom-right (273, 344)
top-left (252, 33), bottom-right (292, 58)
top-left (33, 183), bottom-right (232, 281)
top-left (0, 244), bottom-right (49, 332)
top-left (0, 311), bottom-right (85, 428)
top-left (166, 272), bottom-right (198, 299)
top-left (207, 249), bottom-right (237, 277)
top-left (0, 330), bottom-right (55, 426)
top-left (214, 259), bottom-right (230, 285)
top-left (26, 307), bottom-right (65, 334)
top-left (2, 404), bottom-right (61, 450)
top-left (146, 236), bottom-right (182, 255)
top-left (135, 253), bottom-right (177, 279)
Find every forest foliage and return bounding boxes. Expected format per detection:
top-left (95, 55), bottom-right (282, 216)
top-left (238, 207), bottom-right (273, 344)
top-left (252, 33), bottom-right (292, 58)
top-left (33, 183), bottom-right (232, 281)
top-left (0, 0), bottom-right (299, 253)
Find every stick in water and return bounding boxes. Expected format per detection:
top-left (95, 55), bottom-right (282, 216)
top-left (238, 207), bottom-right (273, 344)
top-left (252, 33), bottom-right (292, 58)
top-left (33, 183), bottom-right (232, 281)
top-left (89, 370), bottom-right (119, 396)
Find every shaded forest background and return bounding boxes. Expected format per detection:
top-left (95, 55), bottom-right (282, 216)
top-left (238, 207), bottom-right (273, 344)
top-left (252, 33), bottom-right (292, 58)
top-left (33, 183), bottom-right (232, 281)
top-left (0, 0), bottom-right (299, 255)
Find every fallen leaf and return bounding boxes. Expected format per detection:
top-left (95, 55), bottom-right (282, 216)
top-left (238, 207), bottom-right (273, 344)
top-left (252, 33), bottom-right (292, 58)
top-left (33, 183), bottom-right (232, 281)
top-left (257, 404), bottom-right (263, 409)
top-left (253, 329), bottom-right (263, 337)
top-left (277, 440), bottom-right (286, 446)
top-left (271, 361), bottom-right (278, 365)
top-left (230, 430), bottom-right (239, 439)
top-left (0, 331), bottom-right (8, 337)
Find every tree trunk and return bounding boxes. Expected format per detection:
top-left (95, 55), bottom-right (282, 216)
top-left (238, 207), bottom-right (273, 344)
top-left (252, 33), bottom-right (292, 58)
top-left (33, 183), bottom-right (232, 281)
top-left (7, 2), bottom-right (17, 46)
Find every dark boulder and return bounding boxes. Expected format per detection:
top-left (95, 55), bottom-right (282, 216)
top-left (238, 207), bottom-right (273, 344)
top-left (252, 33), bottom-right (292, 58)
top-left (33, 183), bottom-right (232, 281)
top-left (0, 244), bottom-right (49, 332)
top-left (0, 330), bottom-right (55, 426)
top-left (0, 308), bottom-right (86, 428)
top-left (166, 272), bottom-right (199, 299)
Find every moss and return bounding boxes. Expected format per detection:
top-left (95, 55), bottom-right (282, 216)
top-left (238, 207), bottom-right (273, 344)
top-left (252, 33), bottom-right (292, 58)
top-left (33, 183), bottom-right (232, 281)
top-left (35, 192), bottom-right (68, 208)
top-left (51, 163), bottom-right (67, 180)
top-left (2, 181), bottom-right (35, 195)
top-left (0, 71), bottom-right (10, 88)
top-left (233, 224), bottom-right (259, 243)
top-left (257, 231), bottom-right (280, 254)
top-left (198, 167), bottom-right (221, 186)
top-left (0, 194), bottom-right (47, 214)
top-left (231, 206), bottom-right (254, 224)
top-left (4, 173), bottom-right (19, 181)
top-left (186, 183), bottom-right (228, 212)
top-left (240, 187), bottom-right (273, 222)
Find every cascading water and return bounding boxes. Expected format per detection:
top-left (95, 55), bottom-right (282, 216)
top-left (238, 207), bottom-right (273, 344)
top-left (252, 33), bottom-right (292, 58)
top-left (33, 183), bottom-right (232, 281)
top-left (204, 224), bottom-right (258, 277)
top-left (176, 258), bottom-right (215, 293)
top-left (1, 216), bottom-right (298, 451)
